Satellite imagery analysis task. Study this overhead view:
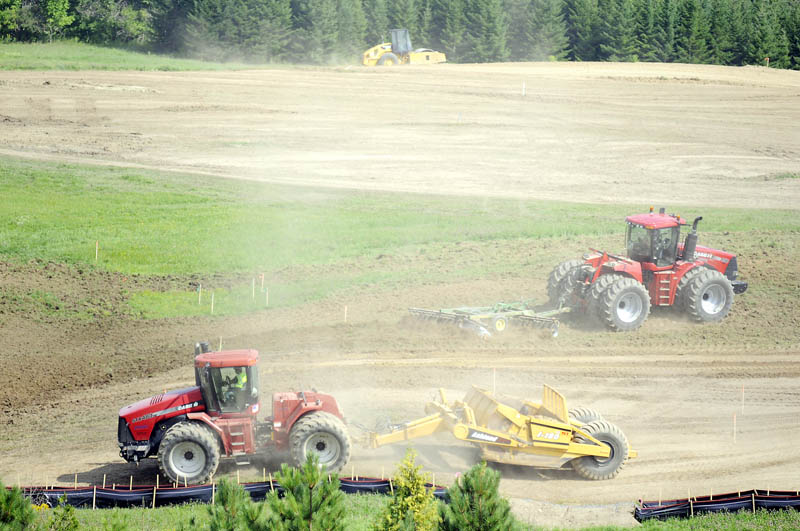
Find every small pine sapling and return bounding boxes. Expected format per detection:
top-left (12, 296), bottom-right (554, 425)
top-left (0, 480), bottom-right (36, 530)
top-left (374, 448), bottom-right (440, 531)
top-left (261, 453), bottom-right (346, 531)
top-left (208, 478), bottom-right (252, 531)
top-left (439, 462), bottom-right (518, 531)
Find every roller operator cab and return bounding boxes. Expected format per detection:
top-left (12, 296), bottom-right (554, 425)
top-left (118, 342), bottom-right (351, 485)
top-left (547, 208), bottom-right (747, 332)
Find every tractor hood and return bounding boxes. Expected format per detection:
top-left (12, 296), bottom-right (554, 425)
top-left (119, 386), bottom-right (205, 441)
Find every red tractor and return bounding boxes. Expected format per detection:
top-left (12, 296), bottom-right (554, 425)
top-left (548, 208), bottom-right (748, 331)
top-left (117, 342), bottom-right (350, 484)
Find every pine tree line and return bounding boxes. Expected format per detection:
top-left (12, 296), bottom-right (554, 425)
top-left (1, 0), bottom-right (798, 68)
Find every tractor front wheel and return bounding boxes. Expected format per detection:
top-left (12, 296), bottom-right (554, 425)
top-left (597, 277), bottom-right (650, 331)
top-left (290, 411), bottom-right (351, 473)
top-left (157, 422), bottom-right (220, 485)
top-left (572, 420), bottom-right (629, 481)
top-left (685, 269), bottom-right (734, 322)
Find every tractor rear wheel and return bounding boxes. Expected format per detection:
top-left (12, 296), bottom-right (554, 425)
top-left (685, 269), bottom-right (734, 322)
top-left (572, 420), bottom-right (629, 481)
top-left (547, 259), bottom-right (582, 306)
top-left (290, 411), bottom-right (351, 473)
top-left (569, 407), bottom-right (603, 424)
top-left (597, 277), bottom-right (650, 331)
top-left (157, 422), bottom-right (220, 485)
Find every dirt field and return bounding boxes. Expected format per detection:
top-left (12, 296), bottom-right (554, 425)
top-left (1, 62), bottom-right (799, 528)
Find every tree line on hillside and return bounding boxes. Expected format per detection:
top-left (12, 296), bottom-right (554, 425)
top-left (1, 0), bottom-right (798, 68)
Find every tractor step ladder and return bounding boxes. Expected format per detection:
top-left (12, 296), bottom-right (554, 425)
top-left (655, 272), bottom-right (672, 305)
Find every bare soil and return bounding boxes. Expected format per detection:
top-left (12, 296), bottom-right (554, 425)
top-left (1, 62), bottom-right (799, 528)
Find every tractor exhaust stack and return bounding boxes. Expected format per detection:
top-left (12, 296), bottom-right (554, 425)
top-left (682, 216), bottom-right (703, 260)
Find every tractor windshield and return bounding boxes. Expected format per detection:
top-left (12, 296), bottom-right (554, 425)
top-left (626, 224), bottom-right (680, 266)
top-left (206, 366), bottom-right (259, 414)
top-left (626, 223), bottom-right (652, 261)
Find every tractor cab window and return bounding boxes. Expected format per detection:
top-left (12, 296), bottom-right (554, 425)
top-left (626, 224), bottom-right (651, 261)
top-left (653, 226), bottom-right (680, 267)
top-left (207, 366), bottom-right (259, 413)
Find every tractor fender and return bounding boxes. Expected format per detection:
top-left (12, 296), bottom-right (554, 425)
top-left (600, 261), bottom-right (642, 283)
top-left (148, 414), bottom-right (189, 456)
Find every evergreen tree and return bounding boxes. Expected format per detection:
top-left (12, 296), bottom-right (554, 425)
top-left (375, 449), bottom-right (440, 531)
top-left (525, 0), bottom-right (570, 60)
top-left (464, 0), bottom-right (509, 62)
top-left (0, 481), bottom-right (36, 529)
top-left (364, 0), bottom-right (389, 44)
top-left (787, 0), bottom-right (800, 68)
top-left (336, 0), bottom-right (366, 57)
top-left (307, 0), bottom-right (338, 62)
top-left (261, 454), bottom-right (346, 531)
top-left (207, 478), bottom-right (251, 531)
top-left (675, 0), bottom-right (712, 63)
top-left (565, 0), bottom-right (599, 60)
top-left (504, 0), bottom-right (530, 60)
top-left (149, 0), bottom-right (193, 52)
top-left (652, 0), bottom-right (678, 61)
top-left (434, 0), bottom-right (467, 60)
top-left (634, 0), bottom-right (661, 61)
top-left (706, 0), bottom-right (736, 64)
top-left (439, 462), bottom-right (518, 531)
top-left (746, 0), bottom-right (790, 67)
top-left (597, 0), bottom-right (638, 60)
top-left (418, 0), bottom-right (434, 44)
top-left (391, 0), bottom-right (418, 35)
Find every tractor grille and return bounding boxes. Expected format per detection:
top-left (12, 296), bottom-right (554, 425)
top-left (118, 417), bottom-right (135, 445)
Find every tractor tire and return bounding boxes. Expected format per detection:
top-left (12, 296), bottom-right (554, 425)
top-left (377, 53), bottom-right (400, 66)
top-left (684, 269), bottom-right (734, 322)
top-left (572, 420), bottom-right (629, 481)
top-left (290, 411), bottom-right (351, 473)
top-left (568, 407), bottom-right (603, 424)
top-left (674, 266), bottom-right (707, 310)
top-left (547, 259), bottom-right (583, 306)
top-left (157, 422), bottom-right (220, 485)
top-left (491, 315), bottom-right (508, 333)
top-left (587, 274), bottom-right (623, 320)
top-left (597, 277), bottom-right (650, 331)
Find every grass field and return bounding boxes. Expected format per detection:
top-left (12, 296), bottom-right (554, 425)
top-left (3, 156), bottom-right (797, 318)
top-left (0, 41), bottom-right (265, 71)
top-left (31, 501), bottom-right (800, 530)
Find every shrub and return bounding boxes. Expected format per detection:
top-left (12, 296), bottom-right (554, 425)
top-left (45, 496), bottom-right (80, 531)
top-left (373, 448), bottom-right (440, 531)
top-left (259, 453), bottom-right (346, 531)
top-left (0, 480), bottom-right (36, 530)
top-left (207, 478), bottom-right (252, 531)
top-left (439, 462), bottom-right (519, 531)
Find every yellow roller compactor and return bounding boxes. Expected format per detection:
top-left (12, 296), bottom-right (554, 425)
top-left (362, 28), bottom-right (446, 66)
top-left (370, 385), bottom-right (637, 480)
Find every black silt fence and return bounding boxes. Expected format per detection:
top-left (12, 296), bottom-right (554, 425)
top-left (635, 489), bottom-right (800, 522)
top-left (14, 477), bottom-right (448, 509)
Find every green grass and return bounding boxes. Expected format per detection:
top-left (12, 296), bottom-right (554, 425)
top-left (0, 41), bottom-right (268, 71)
top-left (36, 503), bottom-right (800, 529)
top-left (3, 156), bottom-right (798, 318)
top-left (639, 508), bottom-right (800, 530)
top-left (37, 494), bottom-right (389, 530)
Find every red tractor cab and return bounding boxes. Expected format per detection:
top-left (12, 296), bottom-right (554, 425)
top-left (118, 342), bottom-right (350, 484)
top-left (547, 208), bottom-right (747, 331)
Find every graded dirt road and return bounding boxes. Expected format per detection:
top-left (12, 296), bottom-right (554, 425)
top-left (1, 62), bottom-right (799, 527)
